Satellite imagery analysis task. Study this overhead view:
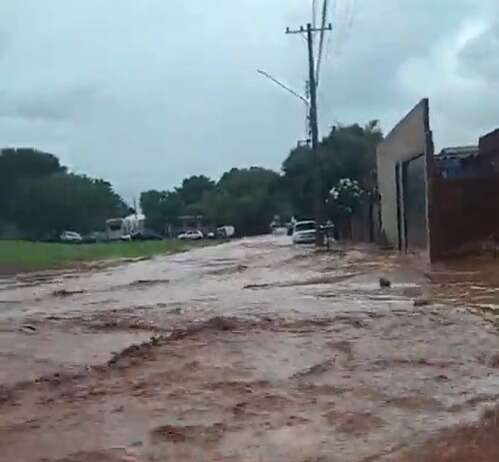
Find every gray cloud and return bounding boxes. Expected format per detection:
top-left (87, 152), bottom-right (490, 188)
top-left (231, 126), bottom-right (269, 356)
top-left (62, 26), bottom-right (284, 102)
top-left (459, 22), bottom-right (499, 83)
top-left (0, 0), bottom-right (498, 199)
top-left (0, 84), bottom-right (99, 120)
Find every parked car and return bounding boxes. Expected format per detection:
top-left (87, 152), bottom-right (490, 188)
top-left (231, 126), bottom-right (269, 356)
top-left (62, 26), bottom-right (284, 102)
top-left (292, 220), bottom-right (316, 244)
top-left (60, 231), bottom-right (83, 243)
top-left (133, 229), bottom-right (163, 241)
top-left (82, 231), bottom-right (108, 243)
top-left (178, 230), bottom-right (204, 240)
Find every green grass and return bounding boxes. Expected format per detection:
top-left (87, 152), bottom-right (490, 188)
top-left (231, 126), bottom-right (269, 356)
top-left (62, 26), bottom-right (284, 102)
top-left (0, 239), bottom-right (211, 274)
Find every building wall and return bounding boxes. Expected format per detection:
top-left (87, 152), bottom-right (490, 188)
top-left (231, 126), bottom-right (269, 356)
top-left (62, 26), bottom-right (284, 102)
top-left (337, 202), bottom-right (381, 243)
top-left (377, 105), bottom-right (499, 260)
top-left (376, 99), bottom-right (433, 252)
top-left (430, 175), bottom-right (499, 257)
top-left (429, 128), bottom-right (499, 258)
top-left (479, 129), bottom-right (499, 172)
top-left (479, 128), bottom-right (499, 155)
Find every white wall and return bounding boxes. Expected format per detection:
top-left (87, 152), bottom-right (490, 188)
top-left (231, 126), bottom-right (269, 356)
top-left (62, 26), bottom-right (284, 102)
top-left (376, 99), bottom-right (432, 249)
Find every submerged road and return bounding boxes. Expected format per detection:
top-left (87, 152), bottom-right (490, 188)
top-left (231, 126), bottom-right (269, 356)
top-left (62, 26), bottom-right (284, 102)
top-left (1, 236), bottom-right (499, 461)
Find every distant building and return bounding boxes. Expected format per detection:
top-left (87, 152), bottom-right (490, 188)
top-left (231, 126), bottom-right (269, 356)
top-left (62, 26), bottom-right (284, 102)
top-left (435, 146), bottom-right (489, 180)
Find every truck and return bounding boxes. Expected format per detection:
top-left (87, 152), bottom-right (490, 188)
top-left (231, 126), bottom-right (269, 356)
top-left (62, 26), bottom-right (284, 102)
top-left (217, 226), bottom-right (235, 239)
top-left (106, 214), bottom-right (145, 241)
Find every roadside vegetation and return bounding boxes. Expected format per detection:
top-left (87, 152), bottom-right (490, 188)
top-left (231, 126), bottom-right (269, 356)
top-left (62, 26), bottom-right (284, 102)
top-left (0, 148), bottom-right (127, 241)
top-left (0, 239), bottom-right (210, 274)
top-left (141, 121), bottom-right (383, 234)
top-left (0, 122), bottom-right (382, 242)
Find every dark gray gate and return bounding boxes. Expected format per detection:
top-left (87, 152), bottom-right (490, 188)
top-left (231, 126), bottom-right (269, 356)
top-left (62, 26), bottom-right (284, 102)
top-left (404, 154), bottom-right (428, 250)
top-left (395, 154), bottom-right (428, 252)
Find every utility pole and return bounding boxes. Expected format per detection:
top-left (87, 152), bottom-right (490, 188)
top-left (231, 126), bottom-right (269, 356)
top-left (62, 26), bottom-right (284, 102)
top-left (286, 22), bottom-right (332, 245)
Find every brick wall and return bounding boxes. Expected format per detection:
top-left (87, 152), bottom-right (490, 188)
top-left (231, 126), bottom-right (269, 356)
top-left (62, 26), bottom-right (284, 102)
top-left (479, 129), bottom-right (499, 173)
top-left (428, 127), bottom-right (499, 259)
top-left (479, 129), bottom-right (499, 156)
top-left (429, 173), bottom-right (499, 258)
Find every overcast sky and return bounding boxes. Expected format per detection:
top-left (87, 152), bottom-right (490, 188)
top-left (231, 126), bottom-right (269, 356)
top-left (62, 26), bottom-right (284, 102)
top-left (1, 1), bottom-right (498, 201)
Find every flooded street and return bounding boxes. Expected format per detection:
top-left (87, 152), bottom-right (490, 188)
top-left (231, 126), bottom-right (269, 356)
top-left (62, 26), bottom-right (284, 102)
top-left (2, 236), bottom-right (499, 461)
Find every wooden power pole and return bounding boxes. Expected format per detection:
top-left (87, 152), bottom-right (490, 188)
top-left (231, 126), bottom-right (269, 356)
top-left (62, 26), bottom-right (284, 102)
top-left (286, 22), bottom-right (332, 245)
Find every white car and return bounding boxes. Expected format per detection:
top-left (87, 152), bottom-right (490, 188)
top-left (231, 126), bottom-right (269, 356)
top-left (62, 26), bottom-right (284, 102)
top-left (60, 231), bottom-right (83, 243)
top-left (292, 221), bottom-right (316, 244)
top-left (178, 230), bottom-right (204, 240)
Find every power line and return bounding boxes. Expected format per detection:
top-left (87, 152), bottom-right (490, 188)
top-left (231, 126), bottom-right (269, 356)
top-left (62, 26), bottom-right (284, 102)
top-left (328, 0), bottom-right (339, 58)
top-left (345, 0), bottom-right (357, 43)
top-left (315, 0), bottom-right (330, 88)
top-left (324, 11), bottom-right (333, 64)
top-left (312, 0), bottom-right (318, 28)
top-left (334, 0), bottom-right (356, 57)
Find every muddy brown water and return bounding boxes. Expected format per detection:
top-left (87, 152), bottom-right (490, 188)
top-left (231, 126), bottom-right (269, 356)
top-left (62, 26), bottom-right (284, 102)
top-left (1, 236), bottom-right (499, 461)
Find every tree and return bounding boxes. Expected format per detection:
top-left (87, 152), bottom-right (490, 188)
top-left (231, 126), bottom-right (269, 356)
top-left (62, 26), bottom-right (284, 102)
top-left (140, 190), bottom-right (184, 233)
top-left (177, 175), bottom-right (215, 205)
top-left (0, 146), bottom-right (128, 239)
top-left (0, 148), bottom-right (64, 183)
top-left (320, 121), bottom-right (382, 190)
top-left (0, 148), bottom-right (66, 225)
top-left (328, 178), bottom-right (366, 219)
top-left (137, 120), bottom-right (383, 238)
top-left (212, 167), bottom-right (284, 235)
top-left (282, 121), bottom-right (383, 219)
top-left (282, 146), bottom-right (316, 219)
top-left (218, 167), bottom-right (278, 196)
top-left (10, 173), bottom-right (127, 238)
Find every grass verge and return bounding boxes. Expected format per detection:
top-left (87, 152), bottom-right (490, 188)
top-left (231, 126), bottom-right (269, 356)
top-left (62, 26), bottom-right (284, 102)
top-left (0, 239), bottom-right (214, 275)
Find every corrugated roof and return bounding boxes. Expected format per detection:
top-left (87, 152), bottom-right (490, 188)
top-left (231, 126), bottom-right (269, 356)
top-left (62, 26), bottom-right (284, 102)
top-left (437, 145), bottom-right (479, 159)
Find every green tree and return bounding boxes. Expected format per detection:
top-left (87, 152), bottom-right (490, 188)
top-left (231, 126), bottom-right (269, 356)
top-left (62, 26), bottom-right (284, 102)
top-left (140, 190), bottom-right (184, 233)
top-left (282, 121), bottom-right (383, 218)
top-left (0, 148), bottom-right (66, 225)
top-left (327, 178), bottom-right (366, 220)
top-left (177, 175), bottom-right (215, 205)
top-left (11, 173), bottom-right (127, 238)
top-left (137, 120), bottom-right (382, 237)
top-left (208, 167), bottom-right (284, 235)
top-left (282, 146), bottom-right (316, 219)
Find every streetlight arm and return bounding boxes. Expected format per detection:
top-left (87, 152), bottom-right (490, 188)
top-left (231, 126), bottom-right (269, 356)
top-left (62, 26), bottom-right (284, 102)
top-left (257, 69), bottom-right (309, 106)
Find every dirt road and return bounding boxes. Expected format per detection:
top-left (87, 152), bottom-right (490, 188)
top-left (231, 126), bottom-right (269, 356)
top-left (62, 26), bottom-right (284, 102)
top-left (2, 236), bottom-right (499, 461)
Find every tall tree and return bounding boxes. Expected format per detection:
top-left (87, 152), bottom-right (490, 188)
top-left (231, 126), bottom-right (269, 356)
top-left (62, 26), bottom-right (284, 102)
top-left (10, 173), bottom-right (127, 238)
top-left (282, 121), bottom-right (383, 218)
top-left (0, 148), bottom-right (66, 224)
top-left (140, 190), bottom-right (184, 233)
top-left (138, 120), bottom-right (382, 237)
top-left (177, 175), bottom-right (215, 205)
top-left (210, 167), bottom-right (284, 235)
